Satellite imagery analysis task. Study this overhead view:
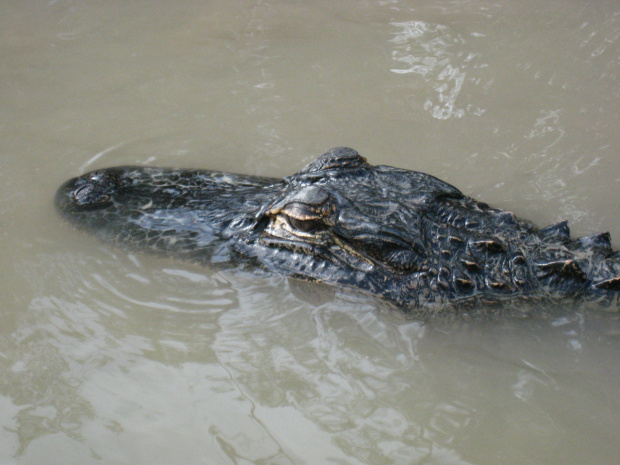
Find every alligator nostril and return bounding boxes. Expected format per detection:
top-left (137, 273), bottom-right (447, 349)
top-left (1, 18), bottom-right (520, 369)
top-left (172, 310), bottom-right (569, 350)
top-left (72, 182), bottom-right (111, 207)
top-left (74, 184), bottom-right (91, 201)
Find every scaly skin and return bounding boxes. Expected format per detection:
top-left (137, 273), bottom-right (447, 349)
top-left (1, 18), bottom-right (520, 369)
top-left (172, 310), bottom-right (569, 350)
top-left (55, 147), bottom-right (620, 310)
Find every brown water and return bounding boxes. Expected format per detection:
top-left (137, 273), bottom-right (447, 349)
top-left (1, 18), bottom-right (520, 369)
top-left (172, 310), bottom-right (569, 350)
top-left (2, 1), bottom-right (620, 464)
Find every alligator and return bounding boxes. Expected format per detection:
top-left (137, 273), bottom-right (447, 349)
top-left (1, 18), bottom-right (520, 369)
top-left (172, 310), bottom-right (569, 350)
top-left (55, 147), bottom-right (620, 310)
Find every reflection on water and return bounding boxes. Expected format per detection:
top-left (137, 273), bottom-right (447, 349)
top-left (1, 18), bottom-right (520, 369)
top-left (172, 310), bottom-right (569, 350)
top-left (3, 249), bottom-right (620, 464)
top-left (390, 20), bottom-right (486, 120)
top-left (2, 0), bottom-right (620, 464)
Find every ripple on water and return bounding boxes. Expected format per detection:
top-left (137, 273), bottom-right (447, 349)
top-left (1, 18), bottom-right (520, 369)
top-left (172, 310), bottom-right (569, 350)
top-left (389, 20), bottom-right (487, 120)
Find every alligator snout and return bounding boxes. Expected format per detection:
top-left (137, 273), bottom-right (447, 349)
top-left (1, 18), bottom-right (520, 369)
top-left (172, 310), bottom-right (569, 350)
top-left (55, 169), bottom-right (122, 213)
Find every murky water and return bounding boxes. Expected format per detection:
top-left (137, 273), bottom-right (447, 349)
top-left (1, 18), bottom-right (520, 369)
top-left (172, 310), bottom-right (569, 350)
top-left (1, 0), bottom-right (620, 463)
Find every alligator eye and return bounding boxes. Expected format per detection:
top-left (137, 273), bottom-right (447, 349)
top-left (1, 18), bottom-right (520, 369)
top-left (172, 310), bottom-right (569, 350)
top-left (286, 216), bottom-right (324, 234)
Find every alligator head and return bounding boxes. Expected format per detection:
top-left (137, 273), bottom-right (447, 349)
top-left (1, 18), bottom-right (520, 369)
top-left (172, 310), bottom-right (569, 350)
top-left (56, 147), bottom-right (620, 309)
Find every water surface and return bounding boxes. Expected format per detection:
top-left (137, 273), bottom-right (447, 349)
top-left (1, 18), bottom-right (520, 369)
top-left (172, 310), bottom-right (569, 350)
top-left (1, 1), bottom-right (620, 464)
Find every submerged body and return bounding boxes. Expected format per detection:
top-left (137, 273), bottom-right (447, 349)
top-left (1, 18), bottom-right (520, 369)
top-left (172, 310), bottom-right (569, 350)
top-left (55, 147), bottom-right (620, 310)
